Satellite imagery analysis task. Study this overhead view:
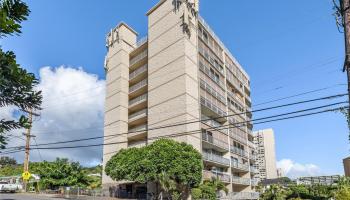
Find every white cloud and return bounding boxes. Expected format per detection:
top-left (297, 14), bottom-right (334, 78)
top-left (2, 66), bottom-right (105, 166)
top-left (277, 159), bottom-right (322, 179)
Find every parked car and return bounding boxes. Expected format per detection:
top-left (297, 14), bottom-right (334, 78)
top-left (0, 181), bottom-right (21, 193)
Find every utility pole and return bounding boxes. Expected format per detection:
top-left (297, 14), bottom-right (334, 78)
top-left (340, 0), bottom-right (350, 114)
top-left (23, 108), bottom-right (33, 192)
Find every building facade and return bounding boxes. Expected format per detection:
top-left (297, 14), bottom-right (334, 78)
top-left (102, 0), bottom-right (257, 198)
top-left (253, 129), bottom-right (278, 180)
top-left (343, 156), bottom-right (350, 177)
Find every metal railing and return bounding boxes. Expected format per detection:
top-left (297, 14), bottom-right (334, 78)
top-left (221, 192), bottom-right (259, 200)
top-left (202, 152), bottom-right (230, 166)
top-left (136, 35), bottom-right (148, 47)
top-left (251, 179), bottom-right (259, 186)
top-left (199, 60), bottom-right (225, 89)
top-left (230, 146), bottom-right (247, 158)
top-left (200, 79), bottom-right (226, 105)
top-left (129, 79), bottom-right (147, 94)
top-left (203, 170), bottom-right (231, 183)
top-left (129, 94), bottom-right (147, 106)
top-left (129, 124), bottom-right (147, 133)
top-left (129, 64), bottom-right (147, 80)
top-left (231, 176), bottom-right (251, 185)
top-left (229, 132), bottom-right (247, 145)
top-left (200, 96), bottom-right (227, 118)
top-left (130, 49), bottom-right (147, 66)
top-left (231, 161), bottom-right (249, 171)
top-left (198, 46), bottom-right (224, 75)
top-left (128, 109), bottom-right (147, 121)
top-left (202, 131), bottom-right (229, 150)
top-left (250, 166), bottom-right (259, 174)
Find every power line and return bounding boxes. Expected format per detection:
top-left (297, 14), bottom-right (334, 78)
top-left (3, 100), bottom-right (346, 152)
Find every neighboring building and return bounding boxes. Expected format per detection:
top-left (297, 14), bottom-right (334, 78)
top-left (102, 0), bottom-right (257, 198)
top-left (253, 129), bottom-right (278, 180)
top-left (343, 156), bottom-right (350, 177)
top-left (277, 168), bottom-right (284, 178)
top-left (296, 175), bottom-right (340, 186)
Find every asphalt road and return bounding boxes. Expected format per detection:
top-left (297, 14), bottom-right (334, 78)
top-left (0, 193), bottom-right (66, 200)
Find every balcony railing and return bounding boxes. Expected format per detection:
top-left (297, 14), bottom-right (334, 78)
top-left (203, 170), bottom-right (231, 183)
top-left (129, 64), bottom-right (148, 80)
top-left (231, 176), bottom-right (251, 185)
top-left (202, 117), bottom-right (228, 135)
top-left (198, 46), bottom-right (224, 75)
top-left (129, 79), bottom-right (147, 94)
top-left (221, 192), bottom-right (259, 200)
top-left (129, 109), bottom-right (147, 121)
top-left (231, 161), bottom-right (249, 171)
top-left (202, 152), bottom-right (230, 166)
top-left (250, 166), bottom-right (259, 174)
top-left (130, 49), bottom-right (147, 66)
top-left (129, 94), bottom-right (147, 106)
top-left (200, 97), bottom-right (227, 118)
top-left (249, 152), bottom-right (257, 160)
top-left (129, 124), bottom-right (147, 133)
top-left (251, 179), bottom-right (259, 186)
top-left (229, 132), bottom-right (247, 145)
top-left (202, 131), bottom-right (229, 150)
top-left (230, 146), bottom-right (247, 158)
top-left (200, 79), bottom-right (226, 105)
top-left (199, 61), bottom-right (225, 89)
top-left (136, 36), bottom-right (148, 47)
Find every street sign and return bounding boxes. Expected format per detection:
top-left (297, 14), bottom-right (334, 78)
top-left (22, 171), bottom-right (31, 180)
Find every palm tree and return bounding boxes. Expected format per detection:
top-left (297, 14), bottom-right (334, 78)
top-left (157, 171), bottom-right (176, 200)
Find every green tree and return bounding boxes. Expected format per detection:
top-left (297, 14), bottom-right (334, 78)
top-left (35, 158), bottom-right (91, 189)
top-left (260, 184), bottom-right (290, 200)
top-left (0, 0), bottom-right (42, 148)
top-left (191, 178), bottom-right (228, 200)
top-left (105, 139), bottom-right (203, 199)
top-left (334, 187), bottom-right (350, 200)
top-left (0, 156), bottom-right (16, 166)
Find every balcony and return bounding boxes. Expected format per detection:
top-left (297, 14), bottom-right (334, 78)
top-left (251, 179), bottom-right (259, 186)
top-left (200, 79), bottom-right (226, 105)
top-left (130, 49), bottom-right (147, 67)
top-left (203, 170), bottom-right (231, 183)
top-left (129, 94), bottom-right (147, 112)
top-left (129, 64), bottom-right (147, 84)
top-left (221, 192), bottom-right (259, 200)
top-left (202, 152), bottom-right (230, 167)
top-left (128, 124), bottom-right (147, 140)
top-left (229, 132), bottom-right (247, 145)
top-left (231, 161), bottom-right (249, 172)
top-left (128, 109), bottom-right (147, 126)
top-left (230, 146), bottom-right (248, 158)
top-left (200, 97), bottom-right (227, 121)
top-left (231, 176), bottom-right (251, 186)
top-left (250, 166), bottom-right (259, 174)
top-left (129, 79), bottom-right (147, 98)
top-left (136, 36), bottom-right (148, 48)
top-left (198, 46), bottom-right (224, 75)
top-left (199, 61), bottom-right (225, 89)
top-left (202, 131), bottom-right (229, 152)
top-left (249, 152), bottom-right (257, 161)
top-left (201, 116), bottom-right (228, 135)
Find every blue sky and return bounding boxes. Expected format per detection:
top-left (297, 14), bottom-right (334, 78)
top-left (1, 0), bottom-right (349, 176)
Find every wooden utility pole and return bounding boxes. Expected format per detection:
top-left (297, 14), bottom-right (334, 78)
top-left (23, 108), bottom-right (33, 192)
top-left (341, 0), bottom-right (350, 113)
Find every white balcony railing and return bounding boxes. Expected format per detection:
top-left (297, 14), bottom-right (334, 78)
top-left (129, 94), bottom-right (147, 106)
top-left (129, 124), bottom-right (147, 133)
top-left (251, 179), bottom-right (259, 186)
top-left (202, 131), bottom-right (229, 150)
top-left (203, 170), bottom-right (231, 183)
top-left (199, 61), bottom-right (225, 89)
top-left (221, 192), bottom-right (259, 200)
top-left (250, 166), bottom-right (259, 174)
top-left (136, 35), bottom-right (148, 47)
top-left (231, 176), bottom-right (251, 185)
top-left (202, 152), bottom-right (230, 166)
top-left (129, 109), bottom-right (147, 121)
top-left (231, 161), bottom-right (249, 171)
top-left (129, 64), bottom-right (147, 80)
top-left (129, 79), bottom-right (147, 94)
top-left (230, 146), bottom-right (247, 158)
top-left (200, 97), bottom-right (227, 118)
top-left (130, 49), bottom-right (147, 66)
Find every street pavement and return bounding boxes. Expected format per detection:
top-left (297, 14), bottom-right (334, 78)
top-left (0, 193), bottom-right (66, 200)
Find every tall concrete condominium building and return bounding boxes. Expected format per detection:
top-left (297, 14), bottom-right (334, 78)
top-left (253, 129), bottom-right (278, 180)
top-left (343, 156), bottom-right (350, 177)
top-left (102, 0), bottom-right (258, 199)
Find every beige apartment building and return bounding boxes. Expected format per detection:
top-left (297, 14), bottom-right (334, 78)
top-left (343, 156), bottom-right (350, 177)
top-left (253, 129), bottom-right (278, 181)
top-left (102, 0), bottom-right (258, 199)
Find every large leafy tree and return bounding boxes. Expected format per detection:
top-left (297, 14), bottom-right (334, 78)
top-left (0, 156), bottom-right (16, 166)
top-left (35, 158), bottom-right (91, 189)
top-left (105, 139), bottom-right (203, 199)
top-left (0, 0), bottom-right (42, 148)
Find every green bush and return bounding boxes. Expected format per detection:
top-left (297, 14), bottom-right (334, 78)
top-left (191, 188), bottom-right (202, 200)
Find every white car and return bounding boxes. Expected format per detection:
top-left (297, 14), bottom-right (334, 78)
top-left (0, 181), bottom-right (21, 193)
